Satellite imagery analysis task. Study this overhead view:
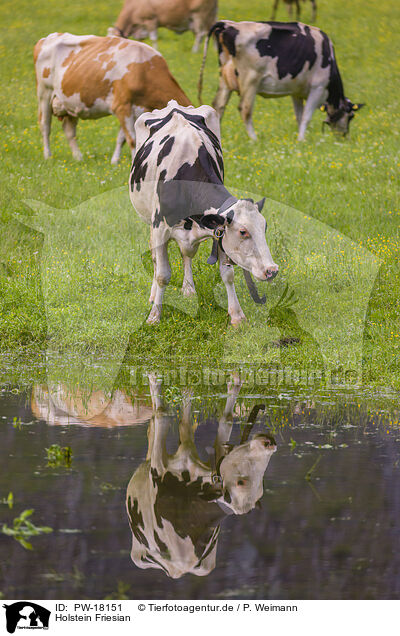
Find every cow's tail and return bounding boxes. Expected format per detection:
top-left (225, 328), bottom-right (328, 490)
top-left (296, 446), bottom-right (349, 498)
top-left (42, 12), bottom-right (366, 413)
top-left (197, 22), bottom-right (223, 105)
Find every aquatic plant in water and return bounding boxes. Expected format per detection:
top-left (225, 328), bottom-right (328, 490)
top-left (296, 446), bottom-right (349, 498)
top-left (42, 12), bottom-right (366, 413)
top-left (2, 509), bottom-right (53, 550)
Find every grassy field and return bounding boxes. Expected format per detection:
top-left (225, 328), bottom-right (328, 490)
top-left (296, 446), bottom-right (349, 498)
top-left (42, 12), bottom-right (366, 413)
top-left (0, 0), bottom-right (399, 390)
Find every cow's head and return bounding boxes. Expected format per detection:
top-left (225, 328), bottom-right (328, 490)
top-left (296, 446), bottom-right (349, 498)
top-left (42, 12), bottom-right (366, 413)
top-left (218, 433), bottom-right (277, 514)
top-left (203, 198), bottom-right (279, 282)
top-left (321, 100), bottom-right (365, 135)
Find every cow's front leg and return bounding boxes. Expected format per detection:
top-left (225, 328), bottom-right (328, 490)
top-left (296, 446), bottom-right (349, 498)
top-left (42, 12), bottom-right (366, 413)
top-left (311, 0), bottom-right (317, 20)
top-left (215, 374), bottom-right (242, 457)
top-left (181, 255), bottom-right (196, 297)
top-left (298, 86), bottom-right (325, 141)
top-left (37, 90), bottom-right (52, 159)
top-left (111, 127), bottom-right (126, 165)
top-left (149, 228), bottom-right (157, 304)
top-left (219, 251), bottom-right (245, 326)
top-left (62, 115), bottom-right (82, 161)
top-left (292, 96), bottom-right (304, 128)
top-left (147, 229), bottom-right (171, 324)
top-left (271, 0), bottom-right (279, 19)
top-left (212, 74), bottom-right (233, 121)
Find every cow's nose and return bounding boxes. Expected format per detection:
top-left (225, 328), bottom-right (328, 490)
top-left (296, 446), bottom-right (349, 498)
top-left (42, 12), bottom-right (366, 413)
top-left (265, 265), bottom-right (278, 280)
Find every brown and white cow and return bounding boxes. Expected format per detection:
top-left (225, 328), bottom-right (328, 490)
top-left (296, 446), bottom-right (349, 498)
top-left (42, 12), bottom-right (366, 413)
top-left (198, 21), bottom-right (364, 141)
top-left (31, 384), bottom-right (153, 427)
top-left (34, 32), bottom-right (191, 163)
top-left (108, 0), bottom-right (218, 53)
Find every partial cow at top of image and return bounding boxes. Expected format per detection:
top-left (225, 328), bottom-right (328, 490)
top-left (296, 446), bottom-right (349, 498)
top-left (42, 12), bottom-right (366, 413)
top-left (108, 0), bottom-right (218, 52)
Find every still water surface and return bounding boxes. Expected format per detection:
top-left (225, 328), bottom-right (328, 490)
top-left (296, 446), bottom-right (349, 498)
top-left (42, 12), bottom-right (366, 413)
top-left (0, 378), bottom-right (399, 600)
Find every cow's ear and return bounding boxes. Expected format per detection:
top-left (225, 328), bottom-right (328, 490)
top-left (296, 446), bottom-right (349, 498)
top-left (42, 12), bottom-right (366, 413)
top-left (256, 197), bottom-right (266, 212)
top-left (352, 103), bottom-right (365, 111)
top-left (320, 104), bottom-right (327, 112)
top-left (201, 213), bottom-right (225, 229)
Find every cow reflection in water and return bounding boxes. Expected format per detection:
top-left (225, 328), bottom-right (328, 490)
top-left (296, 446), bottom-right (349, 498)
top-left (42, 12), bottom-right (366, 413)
top-left (127, 376), bottom-right (276, 578)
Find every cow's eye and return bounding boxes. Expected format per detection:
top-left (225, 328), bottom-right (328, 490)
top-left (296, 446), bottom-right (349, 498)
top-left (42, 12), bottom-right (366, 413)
top-left (237, 479), bottom-right (246, 486)
top-left (240, 229), bottom-right (249, 238)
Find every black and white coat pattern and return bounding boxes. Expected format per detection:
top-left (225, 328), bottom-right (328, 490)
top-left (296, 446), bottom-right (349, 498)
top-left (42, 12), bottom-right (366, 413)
top-left (126, 375), bottom-right (277, 578)
top-left (129, 100), bottom-right (278, 325)
top-left (199, 20), bottom-right (363, 140)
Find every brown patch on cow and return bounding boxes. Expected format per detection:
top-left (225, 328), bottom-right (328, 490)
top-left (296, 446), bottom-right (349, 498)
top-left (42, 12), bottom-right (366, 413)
top-left (222, 59), bottom-right (239, 92)
top-left (61, 38), bottom-right (119, 107)
top-left (42, 67), bottom-right (50, 78)
top-left (111, 55), bottom-right (191, 114)
top-left (33, 38), bottom-right (44, 64)
top-left (119, 41), bottom-right (129, 49)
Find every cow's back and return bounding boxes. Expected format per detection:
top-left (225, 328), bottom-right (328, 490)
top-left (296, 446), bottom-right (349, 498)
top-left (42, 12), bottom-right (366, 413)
top-left (130, 101), bottom-right (224, 225)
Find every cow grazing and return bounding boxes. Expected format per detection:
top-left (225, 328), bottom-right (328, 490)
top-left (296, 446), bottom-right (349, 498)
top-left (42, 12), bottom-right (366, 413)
top-left (126, 375), bottom-right (276, 578)
top-left (108, 0), bottom-right (218, 53)
top-left (129, 100), bottom-right (278, 326)
top-left (34, 33), bottom-right (191, 164)
top-left (198, 21), bottom-right (364, 141)
top-left (271, 0), bottom-right (317, 21)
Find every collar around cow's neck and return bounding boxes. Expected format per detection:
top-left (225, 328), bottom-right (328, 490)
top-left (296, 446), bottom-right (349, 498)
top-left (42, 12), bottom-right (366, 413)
top-left (206, 195), bottom-right (238, 265)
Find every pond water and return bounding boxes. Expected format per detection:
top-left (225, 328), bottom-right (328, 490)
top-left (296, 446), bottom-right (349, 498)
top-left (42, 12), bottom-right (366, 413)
top-left (0, 373), bottom-right (399, 600)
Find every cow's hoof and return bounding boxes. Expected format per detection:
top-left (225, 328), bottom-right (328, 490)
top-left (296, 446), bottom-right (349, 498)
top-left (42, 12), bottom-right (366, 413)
top-left (73, 152), bottom-right (83, 161)
top-left (181, 282), bottom-right (196, 297)
top-left (147, 305), bottom-right (161, 324)
top-left (110, 157), bottom-right (119, 166)
top-left (230, 314), bottom-right (246, 327)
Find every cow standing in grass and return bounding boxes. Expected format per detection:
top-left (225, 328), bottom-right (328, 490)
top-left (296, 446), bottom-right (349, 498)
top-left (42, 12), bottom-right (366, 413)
top-left (129, 100), bottom-right (278, 326)
top-left (198, 20), bottom-right (364, 141)
top-left (108, 0), bottom-right (218, 52)
top-left (34, 33), bottom-right (191, 163)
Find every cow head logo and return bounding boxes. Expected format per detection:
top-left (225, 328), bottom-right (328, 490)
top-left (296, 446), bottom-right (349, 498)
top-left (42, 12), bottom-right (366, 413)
top-left (3, 602), bottom-right (50, 634)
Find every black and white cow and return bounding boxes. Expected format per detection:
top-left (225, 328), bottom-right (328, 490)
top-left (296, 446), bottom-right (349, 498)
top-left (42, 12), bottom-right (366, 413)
top-left (129, 100), bottom-right (278, 325)
top-left (198, 20), bottom-right (364, 140)
top-left (126, 375), bottom-right (277, 578)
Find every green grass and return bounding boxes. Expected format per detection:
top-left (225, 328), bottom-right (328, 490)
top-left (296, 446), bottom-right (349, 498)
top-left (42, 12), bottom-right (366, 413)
top-left (0, 0), bottom-right (399, 389)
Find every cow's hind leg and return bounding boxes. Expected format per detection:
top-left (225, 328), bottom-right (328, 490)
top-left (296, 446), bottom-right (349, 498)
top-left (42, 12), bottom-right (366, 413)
top-left (111, 127), bottom-right (126, 165)
top-left (191, 13), bottom-right (207, 53)
top-left (295, 0), bottom-right (301, 19)
top-left (212, 74), bottom-right (233, 122)
top-left (219, 249), bottom-right (245, 326)
top-left (38, 90), bottom-right (52, 159)
top-left (62, 116), bottom-right (82, 161)
top-left (114, 104), bottom-right (136, 157)
top-left (238, 76), bottom-right (259, 141)
top-left (298, 86), bottom-right (325, 141)
top-left (292, 96), bottom-right (304, 128)
top-left (147, 228), bottom-right (171, 324)
top-left (148, 227), bottom-right (157, 304)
